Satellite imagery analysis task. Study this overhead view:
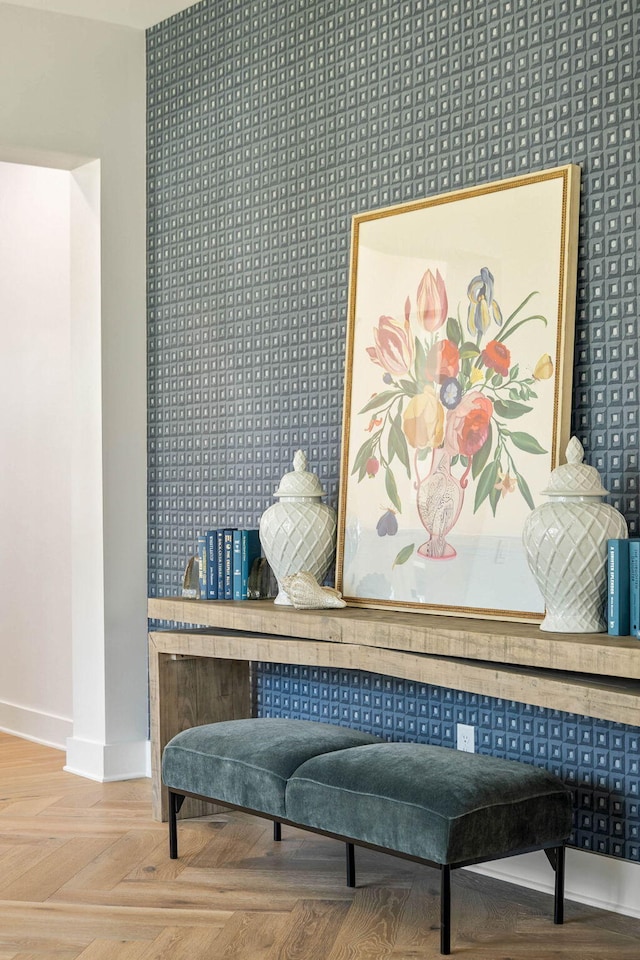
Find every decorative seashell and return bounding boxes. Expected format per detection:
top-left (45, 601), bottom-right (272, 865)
top-left (281, 571), bottom-right (347, 609)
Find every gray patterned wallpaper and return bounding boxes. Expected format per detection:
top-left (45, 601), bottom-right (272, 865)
top-left (147, 0), bottom-right (639, 860)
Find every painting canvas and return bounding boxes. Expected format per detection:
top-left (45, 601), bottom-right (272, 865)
top-left (336, 165), bottom-right (581, 621)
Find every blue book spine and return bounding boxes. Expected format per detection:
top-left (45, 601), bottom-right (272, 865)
top-left (196, 535), bottom-right (207, 600)
top-left (232, 531), bottom-right (243, 600)
top-left (216, 529), bottom-right (225, 599)
top-left (205, 530), bottom-right (218, 600)
top-left (206, 530), bottom-right (218, 600)
top-left (607, 538), bottom-right (630, 636)
top-left (241, 529), bottom-right (261, 600)
top-left (223, 529), bottom-right (235, 599)
top-left (629, 539), bottom-right (640, 638)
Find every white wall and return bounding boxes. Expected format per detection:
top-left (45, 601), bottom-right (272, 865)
top-left (0, 2), bottom-right (148, 779)
top-left (0, 161), bottom-right (72, 747)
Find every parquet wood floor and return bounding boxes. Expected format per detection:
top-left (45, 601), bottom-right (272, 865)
top-left (0, 731), bottom-right (638, 958)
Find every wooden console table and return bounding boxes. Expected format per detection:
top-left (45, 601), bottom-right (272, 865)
top-left (148, 597), bottom-right (640, 820)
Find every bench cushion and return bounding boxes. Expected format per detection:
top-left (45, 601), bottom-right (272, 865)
top-left (285, 742), bottom-right (573, 865)
top-left (162, 718), bottom-right (380, 818)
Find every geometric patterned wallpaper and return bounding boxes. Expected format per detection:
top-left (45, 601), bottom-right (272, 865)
top-left (147, 0), bottom-right (640, 860)
top-left (259, 663), bottom-right (640, 860)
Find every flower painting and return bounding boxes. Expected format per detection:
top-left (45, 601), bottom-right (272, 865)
top-left (337, 166), bottom-right (580, 621)
top-left (353, 265), bottom-right (552, 564)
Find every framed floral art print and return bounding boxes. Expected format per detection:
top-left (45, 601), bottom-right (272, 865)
top-left (336, 165), bottom-right (581, 621)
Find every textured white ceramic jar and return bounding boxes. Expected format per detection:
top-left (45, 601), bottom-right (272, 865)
top-left (522, 436), bottom-right (628, 633)
top-left (259, 450), bottom-right (337, 605)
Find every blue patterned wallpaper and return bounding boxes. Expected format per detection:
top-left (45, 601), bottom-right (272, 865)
top-left (147, 0), bottom-right (640, 860)
top-left (259, 664), bottom-right (640, 859)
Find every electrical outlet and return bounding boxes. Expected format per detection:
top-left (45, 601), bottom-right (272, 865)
top-left (456, 723), bottom-right (475, 753)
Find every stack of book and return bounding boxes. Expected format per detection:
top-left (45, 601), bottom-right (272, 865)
top-left (607, 538), bottom-right (640, 637)
top-left (196, 529), bottom-right (262, 601)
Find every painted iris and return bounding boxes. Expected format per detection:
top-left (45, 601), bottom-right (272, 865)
top-left (467, 267), bottom-right (503, 336)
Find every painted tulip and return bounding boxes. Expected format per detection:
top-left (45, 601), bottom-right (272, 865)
top-left (481, 339), bottom-right (511, 378)
top-left (417, 268), bottom-right (448, 332)
top-left (402, 385), bottom-right (445, 450)
top-left (366, 314), bottom-right (413, 377)
top-left (533, 353), bottom-right (554, 380)
top-left (467, 267), bottom-right (503, 335)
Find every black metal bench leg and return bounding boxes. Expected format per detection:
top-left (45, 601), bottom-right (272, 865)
top-left (440, 864), bottom-right (451, 955)
top-left (273, 821), bottom-right (282, 842)
top-left (544, 844), bottom-right (566, 925)
top-left (554, 844), bottom-right (565, 924)
top-left (346, 842), bottom-right (356, 888)
top-left (168, 790), bottom-right (185, 860)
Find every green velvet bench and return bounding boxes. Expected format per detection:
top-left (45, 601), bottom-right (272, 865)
top-left (162, 718), bottom-right (573, 955)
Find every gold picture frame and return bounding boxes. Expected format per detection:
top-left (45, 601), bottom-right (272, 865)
top-left (336, 165), bottom-right (581, 621)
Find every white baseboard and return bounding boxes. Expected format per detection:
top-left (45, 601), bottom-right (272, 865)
top-left (0, 699), bottom-right (72, 750)
top-left (468, 847), bottom-right (640, 919)
top-left (65, 735), bottom-right (150, 782)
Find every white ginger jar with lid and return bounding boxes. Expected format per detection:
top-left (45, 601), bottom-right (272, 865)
top-left (522, 436), bottom-right (628, 633)
top-left (259, 450), bottom-right (337, 605)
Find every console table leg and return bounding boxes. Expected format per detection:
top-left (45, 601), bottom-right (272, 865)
top-left (149, 640), bottom-right (251, 821)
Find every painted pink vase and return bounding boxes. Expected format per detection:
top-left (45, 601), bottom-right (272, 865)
top-left (416, 448), bottom-right (465, 559)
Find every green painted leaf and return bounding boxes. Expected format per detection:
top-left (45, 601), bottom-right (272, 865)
top-left (389, 413), bottom-right (411, 477)
top-left (508, 431), bottom-right (547, 455)
top-left (414, 337), bottom-right (428, 386)
top-left (491, 373), bottom-right (504, 387)
top-left (473, 458), bottom-right (500, 513)
top-left (471, 424), bottom-right (493, 479)
top-left (399, 378), bottom-right (420, 397)
top-left (446, 316), bottom-right (462, 347)
top-left (517, 473), bottom-right (536, 510)
top-left (459, 340), bottom-right (480, 359)
top-left (498, 313), bottom-right (548, 343)
top-left (351, 435), bottom-right (377, 481)
top-left (358, 389), bottom-right (398, 415)
top-left (489, 481), bottom-right (500, 516)
top-left (509, 363), bottom-right (520, 381)
top-left (501, 291), bottom-right (539, 330)
top-left (393, 543), bottom-right (415, 567)
top-left (385, 465), bottom-right (402, 513)
top-left (493, 398), bottom-right (533, 419)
